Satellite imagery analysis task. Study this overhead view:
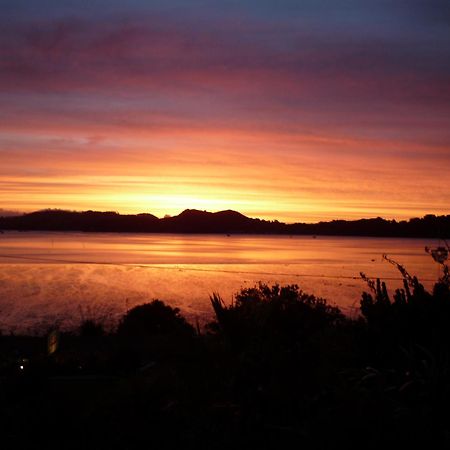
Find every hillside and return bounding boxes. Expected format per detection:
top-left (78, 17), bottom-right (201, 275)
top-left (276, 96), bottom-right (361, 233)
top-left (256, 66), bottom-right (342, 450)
top-left (0, 209), bottom-right (449, 238)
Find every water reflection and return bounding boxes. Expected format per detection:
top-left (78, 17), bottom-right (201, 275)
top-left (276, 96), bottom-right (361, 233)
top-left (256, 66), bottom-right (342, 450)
top-left (0, 231), bottom-right (440, 332)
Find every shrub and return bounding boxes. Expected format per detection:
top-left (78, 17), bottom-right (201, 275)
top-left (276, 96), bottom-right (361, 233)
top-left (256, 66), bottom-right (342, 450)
top-left (356, 248), bottom-right (450, 446)
top-left (209, 282), bottom-right (344, 351)
top-left (360, 252), bottom-right (450, 350)
top-left (79, 319), bottom-right (105, 338)
top-left (117, 300), bottom-right (195, 338)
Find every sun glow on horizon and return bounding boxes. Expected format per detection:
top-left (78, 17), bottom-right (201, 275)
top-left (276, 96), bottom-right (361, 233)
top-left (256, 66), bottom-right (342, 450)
top-left (0, 2), bottom-right (449, 222)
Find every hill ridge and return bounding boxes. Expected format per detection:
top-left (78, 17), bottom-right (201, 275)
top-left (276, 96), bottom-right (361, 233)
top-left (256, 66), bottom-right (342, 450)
top-left (0, 209), bottom-right (449, 238)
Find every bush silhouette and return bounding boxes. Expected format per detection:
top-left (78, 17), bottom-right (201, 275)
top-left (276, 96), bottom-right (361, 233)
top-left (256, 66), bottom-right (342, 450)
top-left (360, 253), bottom-right (450, 350)
top-left (79, 319), bottom-right (105, 338)
top-left (355, 249), bottom-right (450, 446)
top-left (117, 300), bottom-right (195, 338)
top-left (210, 282), bottom-right (344, 351)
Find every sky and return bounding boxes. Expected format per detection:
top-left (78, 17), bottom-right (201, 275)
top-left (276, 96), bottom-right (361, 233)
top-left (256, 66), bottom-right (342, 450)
top-left (0, 0), bottom-right (449, 222)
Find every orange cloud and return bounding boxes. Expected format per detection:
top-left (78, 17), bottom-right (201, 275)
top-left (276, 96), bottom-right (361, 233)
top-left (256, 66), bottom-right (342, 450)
top-left (0, 12), bottom-right (449, 221)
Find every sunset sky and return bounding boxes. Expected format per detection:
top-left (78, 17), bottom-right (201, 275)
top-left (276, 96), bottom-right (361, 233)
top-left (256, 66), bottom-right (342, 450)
top-left (1, 0), bottom-right (449, 222)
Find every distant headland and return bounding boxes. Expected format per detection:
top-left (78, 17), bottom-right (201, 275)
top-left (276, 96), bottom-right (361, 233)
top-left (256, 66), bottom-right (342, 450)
top-left (0, 209), bottom-right (449, 238)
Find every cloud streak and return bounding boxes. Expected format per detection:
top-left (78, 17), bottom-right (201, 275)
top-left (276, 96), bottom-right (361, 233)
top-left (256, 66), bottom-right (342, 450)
top-left (0, 1), bottom-right (449, 221)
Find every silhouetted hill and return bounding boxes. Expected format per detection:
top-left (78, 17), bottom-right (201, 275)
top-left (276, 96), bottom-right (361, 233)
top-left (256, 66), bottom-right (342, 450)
top-left (288, 215), bottom-right (450, 238)
top-left (0, 209), bottom-right (449, 237)
top-left (0, 209), bottom-right (159, 232)
top-left (161, 209), bottom-right (270, 233)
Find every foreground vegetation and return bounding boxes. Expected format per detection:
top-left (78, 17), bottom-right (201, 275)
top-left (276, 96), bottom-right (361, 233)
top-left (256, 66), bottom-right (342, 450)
top-left (0, 248), bottom-right (449, 449)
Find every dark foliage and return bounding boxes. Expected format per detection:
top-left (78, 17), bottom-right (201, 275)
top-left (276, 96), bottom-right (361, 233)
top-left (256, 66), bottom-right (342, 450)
top-left (78, 319), bottom-right (105, 338)
top-left (355, 248), bottom-right (450, 447)
top-left (360, 252), bottom-right (450, 353)
top-left (117, 300), bottom-right (195, 338)
top-left (209, 283), bottom-right (344, 351)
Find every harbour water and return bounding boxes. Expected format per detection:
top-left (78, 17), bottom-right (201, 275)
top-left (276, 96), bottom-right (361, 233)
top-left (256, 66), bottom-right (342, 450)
top-left (0, 231), bottom-right (442, 332)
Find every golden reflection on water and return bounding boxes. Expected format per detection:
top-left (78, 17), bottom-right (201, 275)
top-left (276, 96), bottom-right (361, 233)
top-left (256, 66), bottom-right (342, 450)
top-left (0, 232), bottom-right (440, 332)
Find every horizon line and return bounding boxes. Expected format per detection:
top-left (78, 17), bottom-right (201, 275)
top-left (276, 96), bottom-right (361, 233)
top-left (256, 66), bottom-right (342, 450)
top-left (1, 207), bottom-right (448, 226)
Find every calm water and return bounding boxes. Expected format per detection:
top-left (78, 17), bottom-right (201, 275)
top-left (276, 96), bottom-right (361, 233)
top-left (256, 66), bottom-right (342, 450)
top-left (0, 231), bottom-right (443, 332)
